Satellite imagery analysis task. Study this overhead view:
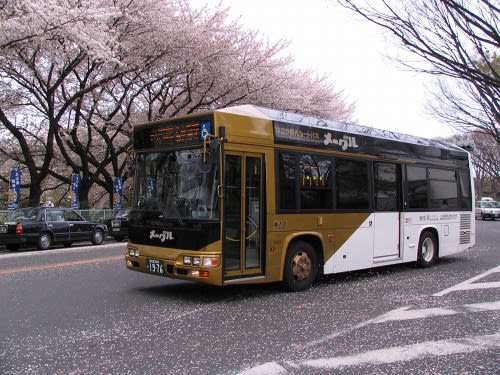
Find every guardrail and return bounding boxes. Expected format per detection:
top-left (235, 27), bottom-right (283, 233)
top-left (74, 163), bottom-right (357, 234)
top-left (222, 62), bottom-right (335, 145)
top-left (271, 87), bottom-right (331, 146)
top-left (76, 209), bottom-right (119, 222)
top-left (0, 209), bottom-right (120, 222)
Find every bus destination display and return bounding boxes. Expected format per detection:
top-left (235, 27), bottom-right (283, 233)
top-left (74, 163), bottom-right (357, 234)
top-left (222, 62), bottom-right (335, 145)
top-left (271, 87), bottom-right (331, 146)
top-left (135, 121), bottom-right (212, 149)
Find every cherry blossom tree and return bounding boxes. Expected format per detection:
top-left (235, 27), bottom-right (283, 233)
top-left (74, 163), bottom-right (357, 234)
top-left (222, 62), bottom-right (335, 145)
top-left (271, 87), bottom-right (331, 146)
top-left (0, 0), bottom-right (354, 207)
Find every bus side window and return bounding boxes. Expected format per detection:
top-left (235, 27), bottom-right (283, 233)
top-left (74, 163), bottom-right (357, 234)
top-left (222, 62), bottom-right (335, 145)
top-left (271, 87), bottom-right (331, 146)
top-left (374, 162), bottom-right (399, 211)
top-left (406, 165), bottom-right (428, 209)
top-left (277, 152), bottom-right (297, 210)
top-left (336, 158), bottom-right (369, 210)
top-left (299, 154), bottom-right (332, 210)
top-left (429, 168), bottom-right (458, 209)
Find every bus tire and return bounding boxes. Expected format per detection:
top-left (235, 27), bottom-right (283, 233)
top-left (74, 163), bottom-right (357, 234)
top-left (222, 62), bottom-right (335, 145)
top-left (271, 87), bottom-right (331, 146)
top-left (283, 241), bottom-right (318, 292)
top-left (417, 231), bottom-right (437, 268)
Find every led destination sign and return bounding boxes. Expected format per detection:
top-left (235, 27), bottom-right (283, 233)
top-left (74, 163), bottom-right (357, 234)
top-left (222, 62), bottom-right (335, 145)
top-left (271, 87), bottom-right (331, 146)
top-left (134, 120), bottom-right (212, 149)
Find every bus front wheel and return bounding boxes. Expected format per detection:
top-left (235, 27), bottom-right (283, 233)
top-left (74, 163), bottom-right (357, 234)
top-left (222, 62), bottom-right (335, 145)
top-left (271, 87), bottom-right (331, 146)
top-left (283, 241), bottom-right (318, 292)
top-left (417, 231), bottom-right (437, 268)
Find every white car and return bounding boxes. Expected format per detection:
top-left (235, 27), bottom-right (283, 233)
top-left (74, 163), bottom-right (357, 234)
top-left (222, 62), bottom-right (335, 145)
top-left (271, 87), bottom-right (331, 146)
top-left (475, 200), bottom-right (500, 220)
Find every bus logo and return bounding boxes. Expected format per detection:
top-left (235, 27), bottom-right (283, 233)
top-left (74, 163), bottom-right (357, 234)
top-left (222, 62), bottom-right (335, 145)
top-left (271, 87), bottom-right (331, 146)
top-left (149, 229), bottom-right (174, 242)
top-left (323, 133), bottom-right (359, 151)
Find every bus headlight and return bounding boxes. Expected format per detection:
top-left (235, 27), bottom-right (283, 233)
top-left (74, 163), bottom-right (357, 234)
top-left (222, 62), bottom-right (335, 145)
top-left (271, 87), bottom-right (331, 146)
top-left (202, 257), bottom-right (220, 267)
top-left (183, 256), bottom-right (217, 267)
top-left (183, 256), bottom-right (202, 266)
top-left (128, 247), bottom-right (139, 257)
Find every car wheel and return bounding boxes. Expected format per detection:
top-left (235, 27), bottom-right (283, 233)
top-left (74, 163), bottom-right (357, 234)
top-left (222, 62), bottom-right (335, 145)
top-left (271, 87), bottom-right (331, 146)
top-left (37, 232), bottom-right (52, 250)
top-left (282, 241), bottom-right (318, 292)
top-left (6, 244), bottom-right (20, 251)
top-left (417, 231), bottom-right (437, 268)
top-left (91, 229), bottom-right (104, 245)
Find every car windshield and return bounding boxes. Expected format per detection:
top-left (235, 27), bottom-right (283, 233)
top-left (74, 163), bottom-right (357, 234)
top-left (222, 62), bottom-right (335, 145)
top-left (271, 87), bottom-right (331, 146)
top-left (481, 201), bottom-right (499, 208)
top-left (7, 208), bottom-right (39, 221)
top-left (133, 149), bottom-right (219, 221)
top-left (114, 209), bottom-right (130, 218)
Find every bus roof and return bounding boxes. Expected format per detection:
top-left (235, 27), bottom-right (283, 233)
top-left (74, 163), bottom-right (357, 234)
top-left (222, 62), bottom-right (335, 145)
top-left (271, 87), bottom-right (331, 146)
top-left (216, 105), bottom-right (464, 154)
top-left (133, 104), bottom-right (469, 167)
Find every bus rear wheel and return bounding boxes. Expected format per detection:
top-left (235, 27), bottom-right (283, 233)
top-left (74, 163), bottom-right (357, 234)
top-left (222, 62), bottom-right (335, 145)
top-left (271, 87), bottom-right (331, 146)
top-left (283, 241), bottom-right (318, 292)
top-left (417, 231), bottom-right (437, 268)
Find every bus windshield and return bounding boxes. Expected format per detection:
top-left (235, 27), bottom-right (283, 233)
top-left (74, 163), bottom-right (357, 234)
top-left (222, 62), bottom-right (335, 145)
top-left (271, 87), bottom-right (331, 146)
top-left (133, 149), bottom-right (219, 221)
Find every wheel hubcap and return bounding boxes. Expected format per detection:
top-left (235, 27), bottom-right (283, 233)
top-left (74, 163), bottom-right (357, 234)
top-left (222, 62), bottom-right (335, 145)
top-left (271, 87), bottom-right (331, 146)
top-left (291, 251), bottom-right (312, 281)
top-left (422, 238), bottom-right (435, 262)
top-left (40, 235), bottom-right (50, 248)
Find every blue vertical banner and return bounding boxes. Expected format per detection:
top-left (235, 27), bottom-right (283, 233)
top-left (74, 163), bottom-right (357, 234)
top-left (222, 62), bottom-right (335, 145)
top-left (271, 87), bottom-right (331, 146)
top-left (7, 168), bottom-right (22, 210)
top-left (147, 178), bottom-right (156, 198)
top-left (113, 177), bottom-right (123, 210)
top-left (70, 173), bottom-right (81, 209)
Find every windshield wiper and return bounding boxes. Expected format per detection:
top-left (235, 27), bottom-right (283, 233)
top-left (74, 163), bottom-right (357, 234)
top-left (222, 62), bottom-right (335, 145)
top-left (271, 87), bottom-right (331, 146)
top-left (170, 198), bottom-right (185, 225)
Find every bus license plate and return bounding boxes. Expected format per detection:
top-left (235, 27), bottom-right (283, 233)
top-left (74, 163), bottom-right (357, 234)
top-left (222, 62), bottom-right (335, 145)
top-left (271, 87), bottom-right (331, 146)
top-left (146, 259), bottom-right (164, 275)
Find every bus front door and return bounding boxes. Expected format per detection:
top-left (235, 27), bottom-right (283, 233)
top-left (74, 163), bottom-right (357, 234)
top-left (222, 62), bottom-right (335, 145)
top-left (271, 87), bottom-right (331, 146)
top-left (223, 153), bottom-right (264, 280)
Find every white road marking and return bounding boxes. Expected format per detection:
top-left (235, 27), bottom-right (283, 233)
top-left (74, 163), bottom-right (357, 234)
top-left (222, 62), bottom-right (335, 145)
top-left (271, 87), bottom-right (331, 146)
top-left (235, 362), bottom-right (289, 375)
top-left (301, 300), bottom-right (500, 349)
top-left (372, 300), bottom-right (500, 324)
top-left (236, 333), bottom-right (500, 375)
top-left (300, 314), bottom-right (382, 348)
top-left (301, 333), bottom-right (500, 370)
top-left (235, 299), bottom-right (500, 375)
top-left (433, 265), bottom-right (500, 296)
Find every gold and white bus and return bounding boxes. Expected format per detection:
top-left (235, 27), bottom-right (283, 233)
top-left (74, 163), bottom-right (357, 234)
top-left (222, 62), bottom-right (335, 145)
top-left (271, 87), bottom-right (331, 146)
top-left (125, 105), bottom-right (475, 291)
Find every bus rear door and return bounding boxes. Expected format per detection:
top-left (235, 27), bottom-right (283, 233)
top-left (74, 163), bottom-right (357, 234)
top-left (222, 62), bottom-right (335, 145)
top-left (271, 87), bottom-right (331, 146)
top-left (373, 162), bottom-right (401, 260)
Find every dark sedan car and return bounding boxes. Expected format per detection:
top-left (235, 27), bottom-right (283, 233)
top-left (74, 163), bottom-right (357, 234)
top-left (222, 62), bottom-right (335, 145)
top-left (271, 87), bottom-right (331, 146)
top-left (106, 208), bottom-right (130, 242)
top-left (0, 207), bottom-right (108, 251)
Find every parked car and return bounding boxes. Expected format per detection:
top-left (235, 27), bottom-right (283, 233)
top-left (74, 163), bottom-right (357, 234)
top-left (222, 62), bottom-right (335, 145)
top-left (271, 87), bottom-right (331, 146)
top-left (106, 208), bottom-right (130, 242)
top-left (475, 200), bottom-right (500, 220)
top-left (0, 207), bottom-right (108, 251)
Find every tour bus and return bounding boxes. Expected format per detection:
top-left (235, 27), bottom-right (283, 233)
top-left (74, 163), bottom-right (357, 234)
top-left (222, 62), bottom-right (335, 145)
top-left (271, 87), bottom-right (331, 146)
top-left (125, 105), bottom-right (475, 291)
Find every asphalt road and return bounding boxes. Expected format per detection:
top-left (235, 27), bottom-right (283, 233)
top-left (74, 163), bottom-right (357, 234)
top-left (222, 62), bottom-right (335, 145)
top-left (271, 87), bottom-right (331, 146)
top-left (0, 221), bottom-right (499, 375)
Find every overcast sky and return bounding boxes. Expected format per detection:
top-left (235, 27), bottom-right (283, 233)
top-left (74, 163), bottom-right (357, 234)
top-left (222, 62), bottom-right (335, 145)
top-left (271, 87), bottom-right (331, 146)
top-left (189, 0), bottom-right (455, 139)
